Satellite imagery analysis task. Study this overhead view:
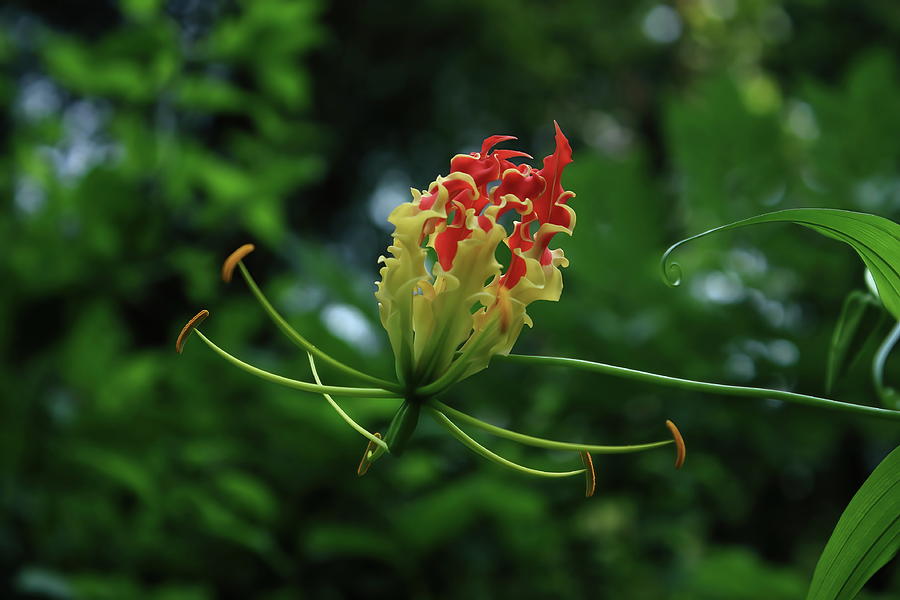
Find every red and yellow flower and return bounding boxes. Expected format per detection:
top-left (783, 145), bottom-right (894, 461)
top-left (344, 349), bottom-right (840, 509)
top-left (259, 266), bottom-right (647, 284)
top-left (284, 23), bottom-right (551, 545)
top-left (376, 123), bottom-right (575, 389)
top-left (176, 122), bottom-right (686, 489)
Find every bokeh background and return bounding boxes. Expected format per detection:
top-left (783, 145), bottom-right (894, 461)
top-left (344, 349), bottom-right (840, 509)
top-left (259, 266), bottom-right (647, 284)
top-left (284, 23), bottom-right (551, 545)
top-left (2, 0), bottom-right (900, 598)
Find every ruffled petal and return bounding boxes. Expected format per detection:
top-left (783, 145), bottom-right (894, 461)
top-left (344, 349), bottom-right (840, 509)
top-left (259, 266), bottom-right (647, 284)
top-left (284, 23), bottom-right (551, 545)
top-left (376, 124), bottom-right (575, 385)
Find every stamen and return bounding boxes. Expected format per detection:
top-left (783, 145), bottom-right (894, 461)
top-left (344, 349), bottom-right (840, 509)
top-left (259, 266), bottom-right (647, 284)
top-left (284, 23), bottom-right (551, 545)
top-left (428, 399), bottom-right (673, 454)
top-left (192, 329), bottom-right (397, 398)
top-left (229, 251), bottom-right (402, 391)
top-left (175, 309), bottom-right (209, 354)
top-left (307, 353), bottom-right (390, 451)
top-left (427, 407), bottom-right (585, 479)
top-left (357, 433), bottom-right (382, 477)
top-left (580, 451), bottom-right (596, 498)
top-left (665, 419), bottom-right (686, 469)
top-left (222, 243), bottom-right (256, 283)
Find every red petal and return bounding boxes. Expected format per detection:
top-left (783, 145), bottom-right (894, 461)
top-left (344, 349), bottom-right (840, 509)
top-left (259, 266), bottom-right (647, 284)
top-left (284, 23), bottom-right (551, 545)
top-left (481, 135), bottom-right (517, 155)
top-left (500, 248), bottom-right (528, 289)
top-left (548, 190), bottom-right (575, 228)
top-left (508, 220), bottom-right (534, 252)
top-left (494, 166), bottom-right (545, 218)
top-left (533, 122), bottom-right (573, 224)
top-left (450, 154), bottom-right (501, 190)
top-left (434, 227), bottom-right (471, 270)
top-left (419, 187), bottom-right (439, 211)
top-left (493, 149), bottom-right (533, 160)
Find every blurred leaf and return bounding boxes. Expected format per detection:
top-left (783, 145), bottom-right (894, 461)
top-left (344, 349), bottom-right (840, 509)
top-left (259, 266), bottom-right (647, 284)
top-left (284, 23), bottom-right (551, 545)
top-left (42, 28), bottom-right (178, 101)
top-left (120, 0), bottom-right (163, 22)
top-left (390, 475), bottom-right (543, 553)
top-left (151, 584), bottom-right (212, 600)
top-left (665, 75), bottom-right (784, 229)
top-left (214, 470), bottom-right (277, 521)
top-left (175, 77), bottom-right (246, 111)
top-left (803, 51), bottom-right (900, 201)
top-left (70, 446), bottom-right (157, 504)
top-left (807, 445), bottom-right (900, 600)
top-left (682, 547), bottom-right (806, 600)
top-left (175, 488), bottom-right (274, 556)
top-left (305, 523), bottom-right (396, 561)
top-left (827, 291), bottom-right (884, 393)
top-left (68, 574), bottom-right (141, 600)
top-left (15, 567), bottom-right (72, 599)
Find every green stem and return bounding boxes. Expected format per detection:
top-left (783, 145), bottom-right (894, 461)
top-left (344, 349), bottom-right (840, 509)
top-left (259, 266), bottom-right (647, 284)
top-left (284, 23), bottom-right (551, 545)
top-left (307, 353), bottom-right (391, 451)
top-left (872, 321), bottom-right (900, 408)
top-left (426, 407), bottom-right (585, 478)
top-left (495, 354), bottom-right (900, 422)
top-left (429, 399), bottom-right (673, 454)
top-left (194, 330), bottom-right (396, 398)
top-left (237, 262), bottom-right (401, 392)
top-left (873, 321), bottom-right (900, 393)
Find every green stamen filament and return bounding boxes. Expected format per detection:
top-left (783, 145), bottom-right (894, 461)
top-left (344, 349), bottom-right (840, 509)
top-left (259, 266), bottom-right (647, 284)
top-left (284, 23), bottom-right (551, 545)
top-left (234, 260), bottom-right (401, 392)
top-left (193, 330), bottom-right (396, 398)
top-left (429, 399), bottom-right (673, 454)
top-left (426, 407), bottom-right (585, 479)
top-left (307, 353), bottom-right (390, 451)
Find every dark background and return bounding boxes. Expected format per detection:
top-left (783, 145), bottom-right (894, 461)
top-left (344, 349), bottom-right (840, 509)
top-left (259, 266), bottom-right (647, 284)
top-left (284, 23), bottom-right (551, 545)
top-left (2, 0), bottom-right (899, 598)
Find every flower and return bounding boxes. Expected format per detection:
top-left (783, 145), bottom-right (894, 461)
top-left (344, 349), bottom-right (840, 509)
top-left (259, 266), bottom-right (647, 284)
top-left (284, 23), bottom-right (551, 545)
top-left (376, 122), bottom-right (576, 390)
top-left (176, 121), bottom-right (685, 489)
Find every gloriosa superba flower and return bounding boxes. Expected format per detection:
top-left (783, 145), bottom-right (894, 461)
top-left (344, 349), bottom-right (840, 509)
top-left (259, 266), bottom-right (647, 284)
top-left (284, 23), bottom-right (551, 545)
top-left (377, 123), bottom-right (575, 390)
top-left (177, 124), bottom-right (687, 496)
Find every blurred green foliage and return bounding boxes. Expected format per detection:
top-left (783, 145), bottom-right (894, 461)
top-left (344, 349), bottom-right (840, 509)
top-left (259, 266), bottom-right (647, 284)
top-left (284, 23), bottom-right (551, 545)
top-left (1, 0), bottom-right (899, 598)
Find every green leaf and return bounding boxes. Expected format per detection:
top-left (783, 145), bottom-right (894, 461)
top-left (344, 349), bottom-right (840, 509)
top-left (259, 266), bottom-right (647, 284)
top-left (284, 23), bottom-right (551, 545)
top-left (662, 208), bottom-right (900, 321)
top-left (806, 445), bottom-right (900, 600)
top-left (827, 290), bottom-right (885, 393)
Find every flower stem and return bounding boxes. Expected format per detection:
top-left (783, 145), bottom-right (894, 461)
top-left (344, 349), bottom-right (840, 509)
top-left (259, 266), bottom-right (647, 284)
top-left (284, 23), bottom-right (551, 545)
top-left (194, 330), bottom-right (397, 398)
top-left (425, 407), bottom-right (586, 478)
top-left (428, 399), bottom-right (673, 453)
top-left (495, 353), bottom-right (900, 422)
top-left (307, 353), bottom-right (391, 451)
top-left (236, 262), bottom-right (401, 392)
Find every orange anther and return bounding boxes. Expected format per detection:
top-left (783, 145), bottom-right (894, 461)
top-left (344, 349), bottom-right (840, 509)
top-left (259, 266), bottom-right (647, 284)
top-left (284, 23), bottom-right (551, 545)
top-left (175, 309), bottom-right (209, 354)
top-left (580, 451), bottom-right (596, 498)
top-left (665, 419), bottom-right (686, 470)
top-left (222, 244), bottom-right (255, 283)
top-left (357, 433), bottom-right (383, 477)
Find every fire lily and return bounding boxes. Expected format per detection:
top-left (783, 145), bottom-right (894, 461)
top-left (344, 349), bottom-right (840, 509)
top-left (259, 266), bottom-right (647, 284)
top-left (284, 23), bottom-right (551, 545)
top-left (377, 123), bottom-right (574, 394)
top-left (173, 123), bottom-right (900, 494)
top-left (176, 123), bottom-right (688, 495)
